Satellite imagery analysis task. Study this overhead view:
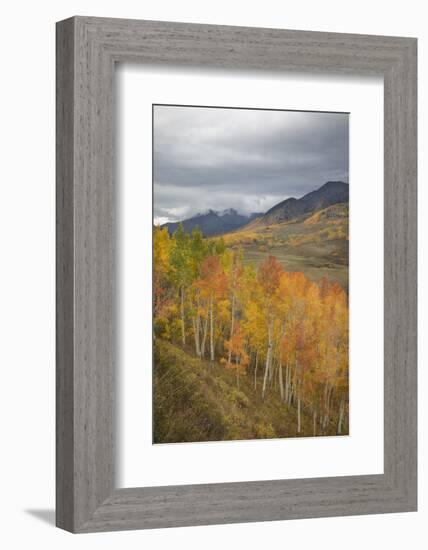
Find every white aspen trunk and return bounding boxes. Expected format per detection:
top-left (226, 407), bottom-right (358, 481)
top-left (180, 286), bottom-right (186, 347)
top-left (269, 350), bottom-right (276, 386)
top-left (290, 361), bottom-right (298, 407)
top-left (278, 323), bottom-right (286, 401)
top-left (192, 317), bottom-right (201, 357)
top-left (284, 365), bottom-right (288, 403)
top-left (327, 385), bottom-right (333, 428)
top-left (337, 397), bottom-right (345, 434)
top-left (254, 350), bottom-right (259, 389)
top-left (262, 320), bottom-right (273, 400)
top-left (209, 295), bottom-right (214, 361)
top-left (271, 360), bottom-right (276, 390)
top-left (285, 365), bottom-right (290, 404)
top-left (323, 383), bottom-right (329, 429)
top-left (288, 372), bottom-right (294, 407)
top-left (324, 384), bottom-right (333, 429)
top-left (297, 392), bottom-right (301, 434)
top-left (227, 293), bottom-right (235, 364)
top-left (279, 362), bottom-right (284, 401)
top-left (262, 347), bottom-right (271, 399)
top-left (313, 410), bottom-right (317, 436)
top-left (201, 317), bottom-right (208, 358)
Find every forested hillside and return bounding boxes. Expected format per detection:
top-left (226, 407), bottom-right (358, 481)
top-left (154, 339), bottom-right (347, 442)
top-left (153, 223), bottom-right (349, 442)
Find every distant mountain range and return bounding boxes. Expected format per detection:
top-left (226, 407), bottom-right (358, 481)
top-left (162, 209), bottom-right (262, 237)
top-left (249, 181), bottom-right (349, 228)
top-left (161, 181), bottom-right (348, 236)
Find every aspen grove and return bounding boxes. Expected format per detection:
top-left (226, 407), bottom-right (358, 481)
top-left (154, 224), bottom-right (349, 437)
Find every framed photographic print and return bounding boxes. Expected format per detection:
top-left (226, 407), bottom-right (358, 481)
top-left (56, 17), bottom-right (417, 532)
top-left (152, 104), bottom-right (350, 444)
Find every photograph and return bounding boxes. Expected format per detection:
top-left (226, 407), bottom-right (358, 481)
top-left (153, 104), bottom-right (349, 444)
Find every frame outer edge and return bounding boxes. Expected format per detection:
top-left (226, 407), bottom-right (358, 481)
top-left (56, 16), bottom-right (76, 532)
top-left (383, 38), bottom-right (417, 511)
top-left (72, 15), bottom-right (116, 531)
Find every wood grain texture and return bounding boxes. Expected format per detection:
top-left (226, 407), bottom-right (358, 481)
top-left (56, 16), bottom-right (417, 533)
top-left (56, 18), bottom-right (75, 531)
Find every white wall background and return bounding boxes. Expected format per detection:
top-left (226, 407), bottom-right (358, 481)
top-left (0, 1), bottom-right (425, 548)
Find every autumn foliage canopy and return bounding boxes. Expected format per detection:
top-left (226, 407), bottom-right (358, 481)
top-left (153, 223), bottom-right (349, 436)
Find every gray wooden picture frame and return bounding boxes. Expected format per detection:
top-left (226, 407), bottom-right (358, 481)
top-left (56, 16), bottom-right (417, 533)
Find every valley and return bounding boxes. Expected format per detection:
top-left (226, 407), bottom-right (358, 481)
top-left (220, 202), bottom-right (349, 290)
top-left (162, 181), bottom-right (349, 290)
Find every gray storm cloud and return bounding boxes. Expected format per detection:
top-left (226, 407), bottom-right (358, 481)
top-left (153, 105), bottom-right (349, 224)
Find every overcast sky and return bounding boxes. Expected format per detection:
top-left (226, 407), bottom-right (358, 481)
top-left (153, 105), bottom-right (349, 224)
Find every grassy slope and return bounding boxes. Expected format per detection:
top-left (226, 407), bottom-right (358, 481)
top-left (153, 339), bottom-right (346, 444)
top-left (220, 203), bottom-right (349, 290)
